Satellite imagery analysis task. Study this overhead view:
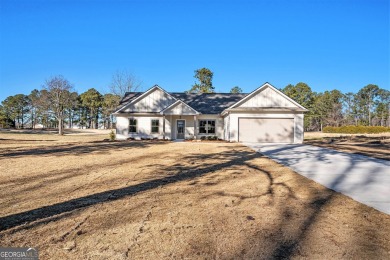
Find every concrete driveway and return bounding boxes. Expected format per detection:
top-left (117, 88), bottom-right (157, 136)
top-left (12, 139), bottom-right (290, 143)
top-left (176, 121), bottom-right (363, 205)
top-left (244, 143), bottom-right (390, 215)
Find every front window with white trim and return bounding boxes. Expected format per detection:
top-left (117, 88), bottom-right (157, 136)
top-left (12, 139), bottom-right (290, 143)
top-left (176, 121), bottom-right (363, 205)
top-left (129, 119), bottom-right (137, 133)
top-left (151, 119), bottom-right (159, 133)
top-left (198, 120), bottom-right (215, 134)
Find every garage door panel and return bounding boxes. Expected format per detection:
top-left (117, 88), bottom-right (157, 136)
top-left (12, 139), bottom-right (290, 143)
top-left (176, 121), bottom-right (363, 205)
top-left (239, 118), bottom-right (294, 143)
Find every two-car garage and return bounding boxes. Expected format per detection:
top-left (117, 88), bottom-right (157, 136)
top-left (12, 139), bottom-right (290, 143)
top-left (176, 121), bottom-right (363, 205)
top-left (238, 117), bottom-right (295, 143)
top-left (220, 83), bottom-right (307, 143)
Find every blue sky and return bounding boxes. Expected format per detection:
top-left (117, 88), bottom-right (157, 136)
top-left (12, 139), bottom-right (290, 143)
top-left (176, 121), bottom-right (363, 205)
top-left (0, 0), bottom-right (389, 101)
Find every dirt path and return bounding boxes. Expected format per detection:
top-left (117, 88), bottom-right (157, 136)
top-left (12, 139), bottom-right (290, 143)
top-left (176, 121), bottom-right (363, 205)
top-left (0, 132), bottom-right (389, 259)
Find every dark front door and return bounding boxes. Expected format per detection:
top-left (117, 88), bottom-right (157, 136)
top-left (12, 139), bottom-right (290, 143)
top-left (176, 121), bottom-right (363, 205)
top-left (176, 120), bottom-right (185, 139)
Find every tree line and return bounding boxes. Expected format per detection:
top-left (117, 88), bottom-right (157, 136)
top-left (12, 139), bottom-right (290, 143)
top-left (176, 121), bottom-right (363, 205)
top-left (282, 82), bottom-right (390, 131)
top-left (0, 71), bottom-right (141, 134)
top-left (1, 68), bottom-right (389, 133)
top-left (188, 68), bottom-right (389, 131)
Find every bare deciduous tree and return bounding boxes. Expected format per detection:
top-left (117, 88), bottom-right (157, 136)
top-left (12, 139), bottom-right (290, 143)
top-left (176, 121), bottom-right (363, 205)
top-left (43, 75), bottom-right (75, 135)
top-left (109, 70), bottom-right (142, 97)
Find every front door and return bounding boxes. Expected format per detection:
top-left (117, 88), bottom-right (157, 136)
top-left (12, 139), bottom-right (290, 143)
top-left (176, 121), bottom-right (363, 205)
top-left (176, 120), bottom-right (185, 139)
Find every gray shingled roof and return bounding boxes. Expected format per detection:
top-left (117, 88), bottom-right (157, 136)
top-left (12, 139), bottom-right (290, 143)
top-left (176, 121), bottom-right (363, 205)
top-left (119, 92), bottom-right (143, 105)
top-left (119, 92), bottom-right (248, 114)
top-left (171, 93), bottom-right (247, 114)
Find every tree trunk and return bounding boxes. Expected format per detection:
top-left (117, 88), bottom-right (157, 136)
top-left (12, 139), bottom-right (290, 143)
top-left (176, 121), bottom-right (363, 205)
top-left (95, 113), bottom-right (99, 129)
top-left (388, 106), bottom-right (390, 127)
top-left (381, 112), bottom-right (384, 126)
top-left (58, 118), bottom-right (63, 135)
top-left (31, 110), bottom-right (35, 129)
top-left (368, 101), bottom-right (371, 126)
top-left (68, 109), bottom-right (72, 129)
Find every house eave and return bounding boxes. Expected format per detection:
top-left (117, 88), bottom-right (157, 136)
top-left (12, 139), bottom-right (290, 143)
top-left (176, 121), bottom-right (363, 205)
top-left (114, 84), bottom-right (178, 114)
top-left (113, 112), bottom-right (162, 116)
top-left (160, 99), bottom-right (201, 115)
top-left (224, 107), bottom-right (308, 113)
top-left (225, 82), bottom-right (308, 111)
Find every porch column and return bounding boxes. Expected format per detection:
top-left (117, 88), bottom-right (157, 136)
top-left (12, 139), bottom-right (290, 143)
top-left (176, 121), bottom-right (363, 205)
top-left (194, 114), bottom-right (197, 139)
top-left (163, 114), bottom-right (165, 140)
top-left (170, 115), bottom-right (173, 140)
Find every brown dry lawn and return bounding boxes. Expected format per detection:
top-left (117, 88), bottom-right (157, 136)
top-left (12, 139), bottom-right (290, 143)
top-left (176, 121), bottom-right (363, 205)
top-left (0, 130), bottom-right (390, 259)
top-left (304, 132), bottom-right (390, 161)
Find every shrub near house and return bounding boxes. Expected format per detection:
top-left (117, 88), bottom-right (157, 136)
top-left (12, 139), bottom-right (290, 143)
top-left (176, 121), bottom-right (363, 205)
top-left (323, 126), bottom-right (390, 134)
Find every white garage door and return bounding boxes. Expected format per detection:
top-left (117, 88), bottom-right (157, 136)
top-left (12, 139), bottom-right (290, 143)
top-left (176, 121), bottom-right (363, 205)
top-left (238, 118), bottom-right (294, 143)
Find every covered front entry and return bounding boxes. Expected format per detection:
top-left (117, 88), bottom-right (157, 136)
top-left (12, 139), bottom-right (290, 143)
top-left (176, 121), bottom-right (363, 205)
top-left (238, 118), bottom-right (294, 143)
top-left (176, 120), bottom-right (185, 139)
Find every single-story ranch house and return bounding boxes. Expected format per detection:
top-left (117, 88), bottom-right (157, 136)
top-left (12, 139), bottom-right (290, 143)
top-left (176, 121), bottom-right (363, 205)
top-left (114, 82), bottom-right (308, 143)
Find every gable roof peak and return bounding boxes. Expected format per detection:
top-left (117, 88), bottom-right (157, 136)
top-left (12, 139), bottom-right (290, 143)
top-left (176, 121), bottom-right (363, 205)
top-left (114, 84), bottom-right (177, 113)
top-left (160, 99), bottom-right (200, 115)
top-left (222, 82), bottom-right (307, 113)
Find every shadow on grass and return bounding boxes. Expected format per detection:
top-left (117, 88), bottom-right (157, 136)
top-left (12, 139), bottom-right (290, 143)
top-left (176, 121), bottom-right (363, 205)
top-left (304, 140), bottom-right (390, 161)
top-left (0, 138), bottom-right (57, 142)
top-left (0, 148), bottom-right (259, 231)
top-left (0, 140), bottom-right (169, 158)
top-left (236, 143), bottom-right (384, 259)
top-left (1, 142), bottom-right (383, 258)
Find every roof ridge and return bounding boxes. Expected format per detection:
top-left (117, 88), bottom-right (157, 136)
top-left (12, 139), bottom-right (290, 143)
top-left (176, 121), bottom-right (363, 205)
top-left (170, 92), bottom-right (247, 94)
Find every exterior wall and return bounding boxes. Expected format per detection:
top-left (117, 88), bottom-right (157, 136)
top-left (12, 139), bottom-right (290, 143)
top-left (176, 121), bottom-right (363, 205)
top-left (295, 113), bottom-right (304, 143)
top-left (228, 112), bottom-right (305, 143)
top-left (119, 114), bottom-right (223, 140)
top-left (169, 115), bottom-right (195, 139)
top-left (163, 102), bottom-right (197, 115)
top-left (223, 115), bottom-right (230, 141)
top-left (116, 116), bottom-right (129, 140)
top-left (124, 88), bottom-right (176, 113)
top-left (116, 112), bottom-right (304, 143)
top-left (115, 115), bottom-right (169, 140)
top-left (196, 114), bottom-right (223, 139)
top-left (238, 86), bottom-right (296, 108)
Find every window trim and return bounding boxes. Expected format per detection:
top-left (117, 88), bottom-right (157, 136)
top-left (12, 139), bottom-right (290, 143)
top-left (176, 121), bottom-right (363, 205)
top-left (198, 119), bottom-right (216, 134)
top-left (129, 118), bottom-right (137, 133)
top-left (151, 119), bottom-right (160, 134)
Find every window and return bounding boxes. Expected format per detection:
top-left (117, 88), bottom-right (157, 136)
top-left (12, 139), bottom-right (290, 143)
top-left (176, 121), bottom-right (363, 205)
top-left (151, 119), bottom-right (159, 133)
top-left (129, 119), bottom-right (137, 133)
top-left (198, 120), bottom-right (215, 134)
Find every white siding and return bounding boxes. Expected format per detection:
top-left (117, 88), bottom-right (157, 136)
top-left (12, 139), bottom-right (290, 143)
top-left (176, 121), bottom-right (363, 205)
top-left (228, 112), bottom-right (304, 143)
top-left (163, 102), bottom-right (197, 115)
top-left (164, 116), bottom-right (172, 139)
top-left (223, 115), bottom-right (230, 141)
top-left (115, 115), bottom-right (168, 140)
top-left (116, 116), bottom-right (129, 140)
top-left (295, 113), bottom-right (304, 143)
top-left (238, 86), bottom-right (297, 108)
top-left (169, 116), bottom-right (195, 139)
top-left (166, 114), bottom-right (223, 140)
top-left (124, 88), bottom-right (176, 113)
top-left (117, 112), bottom-right (304, 142)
